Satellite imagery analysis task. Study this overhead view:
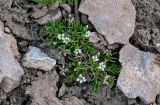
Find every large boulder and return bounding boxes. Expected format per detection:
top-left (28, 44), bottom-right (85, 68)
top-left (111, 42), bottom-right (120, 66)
top-left (79, 0), bottom-right (136, 45)
top-left (22, 46), bottom-right (56, 71)
top-left (117, 44), bottom-right (160, 104)
top-left (0, 20), bottom-right (24, 93)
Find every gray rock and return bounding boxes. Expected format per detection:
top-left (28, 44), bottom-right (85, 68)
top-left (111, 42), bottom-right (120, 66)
top-left (29, 70), bottom-right (88, 105)
top-left (17, 40), bottom-right (28, 52)
top-left (63, 96), bottom-right (88, 105)
top-left (58, 84), bottom-right (68, 97)
top-left (60, 3), bottom-right (71, 13)
top-left (30, 71), bottom-right (63, 105)
top-left (4, 27), bottom-right (11, 34)
top-left (31, 6), bottom-right (48, 19)
top-left (48, 1), bottom-right (60, 11)
top-left (0, 20), bottom-right (4, 31)
top-left (117, 44), bottom-right (160, 104)
top-left (79, 0), bottom-right (136, 45)
top-left (22, 46), bottom-right (56, 71)
top-left (83, 85), bottom-right (128, 105)
top-left (0, 90), bottom-right (6, 103)
top-left (5, 22), bottom-right (34, 40)
top-left (127, 99), bottom-right (136, 105)
top-left (81, 14), bottom-right (90, 24)
top-left (36, 9), bottom-right (62, 25)
top-left (89, 32), bottom-right (100, 43)
top-left (0, 21), bottom-right (24, 93)
top-left (68, 86), bottom-right (82, 97)
top-left (0, 0), bottom-right (13, 8)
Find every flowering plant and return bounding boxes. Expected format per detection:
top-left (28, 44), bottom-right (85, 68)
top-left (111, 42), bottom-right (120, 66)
top-left (43, 18), bottom-right (121, 91)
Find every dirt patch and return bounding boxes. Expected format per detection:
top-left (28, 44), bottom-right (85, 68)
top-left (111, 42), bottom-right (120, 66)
top-left (131, 0), bottom-right (160, 54)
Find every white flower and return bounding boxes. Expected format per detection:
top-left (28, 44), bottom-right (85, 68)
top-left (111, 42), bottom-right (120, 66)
top-left (103, 74), bottom-right (111, 85)
top-left (53, 42), bottom-right (57, 45)
top-left (86, 25), bottom-right (89, 29)
top-left (57, 34), bottom-right (65, 40)
top-left (62, 37), bottom-right (70, 44)
top-left (57, 34), bottom-right (70, 44)
top-left (57, 34), bottom-right (62, 40)
top-left (74, 48), bottom-right (82, 54)
top-left (76, 74), bottom-right (86, 84)
top-left (69, 14), bottom-right (71, 18)
top-left (74, 68), bottom-right (77, 71)
top-left (78, 62), bottom-right (81, 65)
top-left (92, 55), bottom-right (99, 61)
top-left (85, 31), bottom-right (91, 37)
top-left (98, 62), bottom-right (106, 71)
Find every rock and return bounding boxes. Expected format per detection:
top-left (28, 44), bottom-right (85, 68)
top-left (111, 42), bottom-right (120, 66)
top-left (4, 26), bottom-right (11, 34)
top-left (156, 95), bottom-right (160, 104)
top-left (79, 0), bottom-right (136, 45)
top-left (30, 71), bottom-right (63, 105)
top-left (63, 96), bottom-right (88, 105)
top-left (39, 43), bottom-right (65, 65)
top-left (0, 21), bottom-right (24, 93)
top-left (127, 99), bottom-right (136, 105)
top-left (83, 86), bottom-right (128, 105)
top-left (61, 9), bottom-right (68, 18)
top-left (68, 86), bottom-right (82, 97)
top-left (5, 22), bottom-right (34, 40)
top-left (0, 20), bottom-right (4, 30)
top-left (117, 44), bottom-right (160, 104)
top-left (31, 6), bottom-right (48, 19)
top-left (36, 9), bottom-right (62, 25)
top-left (90, 32), bottom-right (110, 53)
top-left (152, 102), bottom-right (157, 105)
top-left (29, 70), bottom-right (88, 105)
top-left (156, 43), bottom-right (160, 53)
top-left (89, 32), bottom-right (100, 43)
top-left (22, 46), bottom-right (56, 71)
top-left (48, 1), bottom-right (60, 11)
top-left (156, 43), bottom-right (160, 47)
top-left (0, 90), bottom-right (6, 103)
top-left (58, 84), bottom-right (68, 97)
top-left (0, 5), bottom-right (29, 24)
top-left (131, 0), bottom-right (160, 53)
top-left (81, 14), bottom-right (90, 25)
top-left (60, 3), bottom-right (71, 13)
top-left (17, 40), bottom-right (28, 52)
top-left (0, 0), bottom-right (13, 8)
top-left (32, 97), bottom-right (63, 105)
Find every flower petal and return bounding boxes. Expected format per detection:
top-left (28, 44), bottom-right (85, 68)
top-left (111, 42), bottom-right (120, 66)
top-left (76, 78), bottom-right (80, 81)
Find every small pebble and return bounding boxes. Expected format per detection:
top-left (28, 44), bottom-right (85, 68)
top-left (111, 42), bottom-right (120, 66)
top-left (128, 99), bottom-right (136, 105)
top-left (58, 84), bottom-right (68, 97)
top-left (4, 27), bottom-right (11, 34)
top-left (60, 3), bottom-right (71, 13)
top-left (156, 43), bottom-right (160, 47)
top-left (89, 32), bottom-right (100, 43)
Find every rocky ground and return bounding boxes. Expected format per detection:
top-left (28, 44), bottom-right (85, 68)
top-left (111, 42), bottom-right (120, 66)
top-left (0, 0), bottom-right (160, 105)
